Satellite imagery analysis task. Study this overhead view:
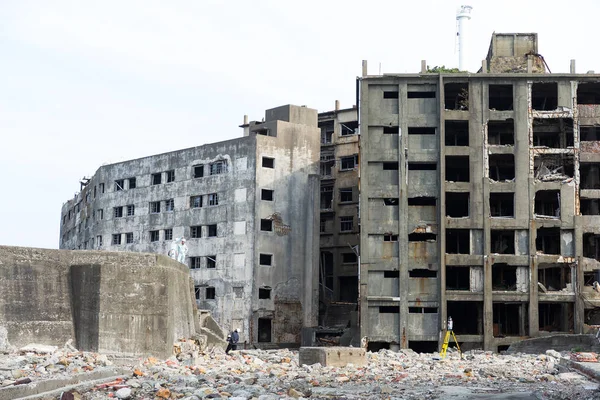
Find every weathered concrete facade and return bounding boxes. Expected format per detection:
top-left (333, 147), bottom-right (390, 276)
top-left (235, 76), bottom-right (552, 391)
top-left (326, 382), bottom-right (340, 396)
top-left (358, 33), bottom-right (600, 352)
top-left (60, 105), bottom-right (321, 346)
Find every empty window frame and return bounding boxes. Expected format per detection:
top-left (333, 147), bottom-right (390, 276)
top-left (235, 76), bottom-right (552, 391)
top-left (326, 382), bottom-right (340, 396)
top-left (96, 235), bottom-right (103, 247)
top-left (409, 269), bottom-right (437, 278)
top-left (532, 82), bottom-right (558, 111)
top-left (113, 206), bottom-right (123, 218)
top-left (444, 82), bottom-right (469, 110)
top-left (128, 177), bottom-right (136, 189)
top-left (342, 253), bottom-right (358, 263)
top-left (581, 126), bottom-right (600, 141)
top-left (320, 123), bottom-right (334, 144)
top-left (261, 189), bottom-right (274, 201)
top-left (532, 118), bottom-right (574, 148)
top-left (490, 192), bottom-right (514, 217)
top-left (262, 157), bottom-right (275, 168)
top-left (383, 91), bottom-right (399, 99)
top-left (379, 306), bottom-right (400, 313)
top-left (151, 173), bottom-right (162, 185)
top-left (193, 165), bottom-right (204, 178)
top-left (126, 232), bottom-right (134, 244)
top-left (446, 192), bottom-right (469, 217)
top-left (491, 230), bottom-right (515, 254)
top-left (259, 253), bottom-right (273, 266)
top-left (408, 91), bottom-right (435, 98)
top-left (539, 303), bottom-right (574, 332)
top-left (258, 318), bottom-right (272, 342)
top-left (340, 187), bottom-right (353, 203)
top-left (126, 204), bottom-right (135, 216)
top-left (489, 84), bottom-right (513, 110)
top-left (492, 264), bottom-right (517, 290)
top-left (446, 266), bottom-right (470, 290)
top-left (98, 209), bottom-right (104, 220)
top-left (384, 270), bottom-right (399, 278)
top-left (210, 160), bottom-right (227, 175)
top-left (408, 232), bottom-right (437, 241)
top-left (190, 226), bottom-right (201, 238)
top-left (258, 287), bottom-right (272, 299)
top-left (190, 195), bottom-right (202, 208)
top-left (535, 190), bottom-right (560, 217)
top-left (583, 233), bottom-right (600, 260)
top-left (489, 154), bottom-right (515, 181)
top-left (208, 193), bottom-right (219, 206)
top-left (536, 228), bottom-right (561, 255)
top-left (165, 198), bottom-right (175, 212)
top-left (150, 230), bottom-right (160, 242)
top-left (538, 264), bottom-right (572, 291)
top-left (190, 257), bottom-right (201, 269)
top-left (446, 229), bottom-right (470, 254)
top-left (383, 126), bottom-right (399, 134)
top-left (408, 163), bottom-right (436, 170)
top-left (112, 234), bottom-right (121, 245)
top-left (577, 82), bottom-right (600, 104)
top-left (164, 228), bottom-right (173, 241)
top-left (384, 234), bottom-right (399, 241)
top-left (320, 185), bottom-right (333, 209)
top-left (581, 199), bottom-right (600, 216)
top-left (385, 197), bottom-right (401, 205)
top-left (166, 170), bottom-right (175, 183)
top-left (494, 302), bottom-right (527, 336)
top-left (205, 287), bottom-right (216, 300)
top-left (534, 154), bottom-right (575, 181)
top-left (341, 121), bottom-right (358, 136)
top-left (445, 120), bottom-right (469, 146)
top-left (488, 120), bottom-right (515, 145)
top-left (206, 255), bottom-right (216, 269)
top-left (114, 179), bottom-right (125, 191)
top-left (445, 156), bottom-right (470, 182)
top-left (383, 162), bottom-right (399, 170)
top-left (340, 216), bottom-right (354, 232)
top-left (260, 219), bottom-right (273, 231)
top-left (408, 127), bottom-right (436, 135)
top-left (207, 224), bottom-right (217, 237)
top-left (99, 183), bottom-right (105, 194)
top-left (581, 163), bottom-right (600, 189)
top-left (340, 155), bottom-right (358, 171)
top-left (194, 285), bottom-right (201, 300)
top-left (320, 153), bottom-right (334, 176)
top-left (409, 307), bottom-right (438, 314)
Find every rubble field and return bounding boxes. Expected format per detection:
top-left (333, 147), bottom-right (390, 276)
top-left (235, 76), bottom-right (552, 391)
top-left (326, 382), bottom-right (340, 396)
top-left (2, 342), bottom-right (600, 400)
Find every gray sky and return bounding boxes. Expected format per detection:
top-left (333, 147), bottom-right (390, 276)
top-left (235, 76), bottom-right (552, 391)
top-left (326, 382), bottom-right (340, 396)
top-left (1, 0), bottom-right (598, 249)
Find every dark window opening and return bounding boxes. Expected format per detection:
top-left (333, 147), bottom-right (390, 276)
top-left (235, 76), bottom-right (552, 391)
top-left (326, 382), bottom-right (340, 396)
top-left (534, 154), bottom-right (575, 181)
top-left (408, 127), bottom-right (436, 135)
top-left (383, 162), bottom-right (399, 170)
top-left (539, 264), bottom-right (571, 291)
top-left (341, 121), bottom-right (358, 136)
top-left (261, 219), bottom-right (273, 232)
top-left (408, 163), bottom-right (436, 170)
top-left (539, 303), bottom-right (574, 332)
top-left (532, 82), bottom-right (558, 110)
top-left (320, 122), bottom-right (334, 144)
top-left (342, 253), bottom-right (358, 263)
top-left (489, 154), bottom-right (515, 181)
top-left (585, 270), bottom-right (600, 286)
top-left (112, 233), bottom-right (122, 245)
top-left (446, 266), bottom-right (470, 290)
top-left (190, 196), bottom-right (202, 210)
top-left (536, 228), bottom-right (561, 255)
top-left (340, 187), bottom-right (353, 202)
top-left (166, 170), bottom-right (175, 183)
top-left (194, 285), bottom-right (201, 300)
top-left (259, 287), bottom-right (272, 299)
top-left (489, 84), bottom-right (513, 110)
top-left (261, 189), bottom-right (274, 201)
top-left (409, 341), bottom-right (439, 353)
top-left (207, 224), bottom-right (217, 237)
top-left (205, 287), bottom-right (215, 300)
top-left (193, 165), bottom-right (204, 178)
top-left (206, 255), bottom-right (216, 269)
top-left (490, 193), bottom-right (514, 217)
top-left (533, 118), bottom-right (574, 148)
top-left (383, 126), bottom-right (399, 134)
top-left (581, 199), bottom-right (600, 215)
top-left (260, 253), bottom-right (273, 266)
top-left (340, 216), bottom-right (354, 232)
top-left (383, 91), bottom-right (399, 99)
top-left (408, 232), bottom-right (437, 242)
top-left (128, 177), bottom-right (136, 189)
top-left (408, 91), bottom-right (435, 98)
top-left (320, 251), bottom-right (334, 291)
top-left (262, 157), bottom-right (275, 168)
top-left (409, 307), bottom-right (438, 313)
top-left (408, 197), bottom-right (435, 206)
top-left (493, 303), bottom-right (527, 336)
top-left (114, 179), bottom-right (124, 191)
top-left (384, 234), bottom-right (399, 242)
top-left (583, 233), bottom-right (600, 260)
top-left (113, 206), bottom-right (123, 218)
top-left (341, 155), bottom-right (358, 170)
top-left (581, 126), bottom-right (600, 141)
top-left (320, 186), bottom-right (333, 209)
top-left (190, 226), bottom-right (201, 239)
top-left (491, 230), bottom-right (515, 254)
top-left (445, 156), bottom-right (470, 182)
top-left (384, 270), bottom-right (400, 278)
top-left (447, 301), bottom-right (483, 334)
top-left (446, 229), bottom-right (469, 254)
top-left (445, 120), bottom-right (469, 146)
top-left (492, 263), bottom-right (517, 290)
top-left (379, 306), bottom-right (399, 313)
top-left (151, 173), bottom-right (162, 185)
top-left (190, 257), bottom-right (201, 269)
top-left (446, 192), bottom-right (469, 217)
top-left (338, 276), bottom-right (358, 303)
top-left (150, 230), bottom-right (159, 242)
top-left (258, 318), bottom-right (272, 342)
top-left (367, 342), bottom-right (390, 352)
top-left (535, 190), bottom-right (560, 217)
top-left (577, 82), bottom-right (600, 104)
top-left (581, 163), bottom-right (600, 189)
top-left (384, 198), bottom-right (400, 206)
top-left (488, 120), bottom-right (515, 145)
top-left (409, 269), bottom-right (437, 278)
top-left (444, 82), bottom-right (469, 110)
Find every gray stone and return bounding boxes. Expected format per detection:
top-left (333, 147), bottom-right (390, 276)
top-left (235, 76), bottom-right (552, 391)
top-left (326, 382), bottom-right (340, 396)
top-left (115, 387), bottom-right (132, 399)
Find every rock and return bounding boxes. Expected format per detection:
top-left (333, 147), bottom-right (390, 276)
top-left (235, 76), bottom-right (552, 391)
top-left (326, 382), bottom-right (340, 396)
top-left (546, 349), bottom-right (562, 359)
top-left (11, 369), bottom-right (24, 379)
top-left (287, 388), bottom-right (303, 398)
top-left (0, 326), bottom-right (10, 351)
top-left (115, 387), bottom-right (132, 399)
top-left (19, 344), bottom-right (58, 354)
top-left (156, 388), bottom-right (171, 398)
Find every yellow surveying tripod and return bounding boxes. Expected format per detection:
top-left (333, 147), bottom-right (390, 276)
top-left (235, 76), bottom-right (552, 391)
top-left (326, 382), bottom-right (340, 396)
top-left (440, 316), bottom-right (462, 359)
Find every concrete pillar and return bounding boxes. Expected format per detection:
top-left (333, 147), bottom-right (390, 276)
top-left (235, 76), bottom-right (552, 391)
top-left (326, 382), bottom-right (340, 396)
top-left (421, 60), bottom-right (427, 74)
top-left (527, 56), bottom-right (533, 73)
top-left (481, 60), bottom-right (487, 73)
top-left (398, 81), bottom-right (409, 348)
top-left (335, 100), bottom-right (340, 111)
top-left (362, 60), bottom-right (368, 77)
top-left (570, 60), bottom-right (576, 74)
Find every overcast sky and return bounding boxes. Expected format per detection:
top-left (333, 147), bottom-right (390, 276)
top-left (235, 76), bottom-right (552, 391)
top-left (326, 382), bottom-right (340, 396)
top-left (1, 0), bottom-right (598, 249)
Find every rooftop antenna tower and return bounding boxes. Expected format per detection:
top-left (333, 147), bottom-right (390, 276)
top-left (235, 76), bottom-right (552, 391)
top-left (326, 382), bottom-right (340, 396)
top-left (456, 5), bottom-right (473, 71)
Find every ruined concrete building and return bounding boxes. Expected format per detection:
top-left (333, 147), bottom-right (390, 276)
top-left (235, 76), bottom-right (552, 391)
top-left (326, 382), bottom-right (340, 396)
top-left (358, 33), bottom-right (600, 352)
top-left (60, 105), bottom-right (321, 347)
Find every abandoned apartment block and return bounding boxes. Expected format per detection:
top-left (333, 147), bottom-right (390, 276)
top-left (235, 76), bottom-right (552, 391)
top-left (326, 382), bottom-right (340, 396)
top-left (359, 33), bottom-right (600, 352)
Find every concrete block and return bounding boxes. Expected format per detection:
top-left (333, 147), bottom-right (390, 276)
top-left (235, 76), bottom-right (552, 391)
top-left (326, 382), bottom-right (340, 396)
top-left (299, 347), bottom-right (366, 367)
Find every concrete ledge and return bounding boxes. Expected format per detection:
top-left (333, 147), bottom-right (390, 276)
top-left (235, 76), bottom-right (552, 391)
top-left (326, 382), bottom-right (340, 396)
top-left (561, 358), bottom-right (600, 382)
top-left (299, 347), bottom-right (366, 367)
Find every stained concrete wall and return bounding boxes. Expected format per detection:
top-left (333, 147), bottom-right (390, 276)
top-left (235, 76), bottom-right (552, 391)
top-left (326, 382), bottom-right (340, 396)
top-left (0, 245), bottom-right (197, 358)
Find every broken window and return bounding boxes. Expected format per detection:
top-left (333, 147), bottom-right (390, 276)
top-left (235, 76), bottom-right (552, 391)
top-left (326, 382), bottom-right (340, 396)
top-left (342, 253), bottom-right (358, 263)
top-left (128, 177), bottom-right (136, 189)
top-left (190, 257), bottom-right (201, 269)
top-left (384, 270), bottom-right (399, 279)
top-left (150, 230), bottom-right (159, 242)
top-left (94, 186), bottom-right (97, 198)
top-left (408, 232), bottom-right (436, 241)
top-left (491, 231), bottom-right (515, 254)
top-left (112, 234), bottom-right (122, 245)
top-left (489, 154), bottom-right (515, 181)
top-left (445, 156), bottom-right (470, 182)
top-left (489, 84), bottom-right (513, 110)
top-left (538, 264), bottom-right (571, 291)
top-left (210, 160), bottom-right (227, 175)
top-left (532, 82), bottom-right (558, 110)
top-left (340, 216), bottom-right (354, 232)
top-left (151, 173), bottom-right (162, 185)
top-left (535, 190), bottom-right (560, 217)
top-left (580, 163), bottom-right (600, 189)
top-left (539, 303), bottom-right (574, 332)
top-left (446, 229), bottom-right (469, 254)
top-left (164, 229), bottom-right (173, 241)
top-left (206, 255), bottom-right (216, 269)
top-left (320, 215), bottom-right (333, 234)
top-left (341, 121), bottom-right (358, 136)
top-left (320, 122), bottom-right (334, 144)
top-left (205, 287), bottom-right (215, 300)
top-left (444, 82), bottom-right (469, 110)
top-left (113, 206), bottom-right (123, 218)
top-left (166, 170), bottom-right (175, 183)
top-left (577, 82), bottom-right (600, 104)
top-left (408, 307), bottom-right (437, 313)
top-left (193, 165), bottom-right (204, 178)
top-left (408, 163), bottom-right (436, 170)
top-left (259, 287), bottom-right (271, 299)
top-left (383, 126), bottom-right (399, 134)
top-left (340, 155), bottom-right (358, 171)
top-left (583, 233), bottom-right (600, 260)
top-left (340, 187), bottom-right (353, 203)
top-left (447, 301), bottom-right (483, 334)
top-left (581, 126), bottom-right (600, 141)
top-left (488, 120), bottom-right (515, 145)
top-left (385, 198), bottom-right (401, 205)
top-left (408, 127), bottom-right (436, 135)
top-left (96, 235), bottom-right (103, 247)
top-left (445, 120), bottom-right (469, 146)
top-left (190, 226), bottom-right (201, 238)
top-left (534, 154), bottom-right (574, 181)
top-left (379, 306), bottom-right (399, 313)
top-left (262, 157), bottom-right (275, 168)
top-left (383, 91), bottom-right (399, 99)
top-left (384, 234), bottom-right (399, 241)
top-left (190, 195), bottom-right (202, 208)
top-left (493, 302), bottom-right (527, 336)
top-left (383, 162), bottom-right (399, 170)
top-left (536, 228), bottom-right (561, 255)
top-left (259, 253), bottom-right (273, 266)
top-left (446, 266), bottom-right (470, 290)
top-left (114, 179), bottom-right (124, 191)
top-left (408, 197), bottom-right (435, 206)
top-left (207, 224), bottom-right (217, 237)
top-left (533, 118), bottom-right (574, 148)
top-left (260, 219), bottom-right (273, 232)
top-left (409, 269), bottom-right (437, 278)
top-left (581, 199), bottom-right (600, 216)
top-left (446, 192), bottom-right (469, 217)
top-left (320, 185), bottom-right (333, 209)
top-left (258, 318), bottom-right (272, 342)
top-left (408, 91), bottom-right (435, 98)
top-left (126, 204), bottom-right (135, 217)
top-left (208, 193), bottom-right (218, 206)
top-left (261, 189), bottom-right (274, 201)
top-left (585, 270), bottom-right (600, 286)
top-left (194, 286), bottom-right (201, 300)
top-left (165, 199), bottom-right (175, 212)
top-left (490, 193), bottom-right (514, 217)
top-left (320, 153), bottom-right (334, 177)
top-left (99, 183), bottom-right (105, 194)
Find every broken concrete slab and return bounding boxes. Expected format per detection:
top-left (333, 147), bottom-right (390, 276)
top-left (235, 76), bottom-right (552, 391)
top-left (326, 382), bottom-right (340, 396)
top-left (299, 347), bottom-right (366, 367)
